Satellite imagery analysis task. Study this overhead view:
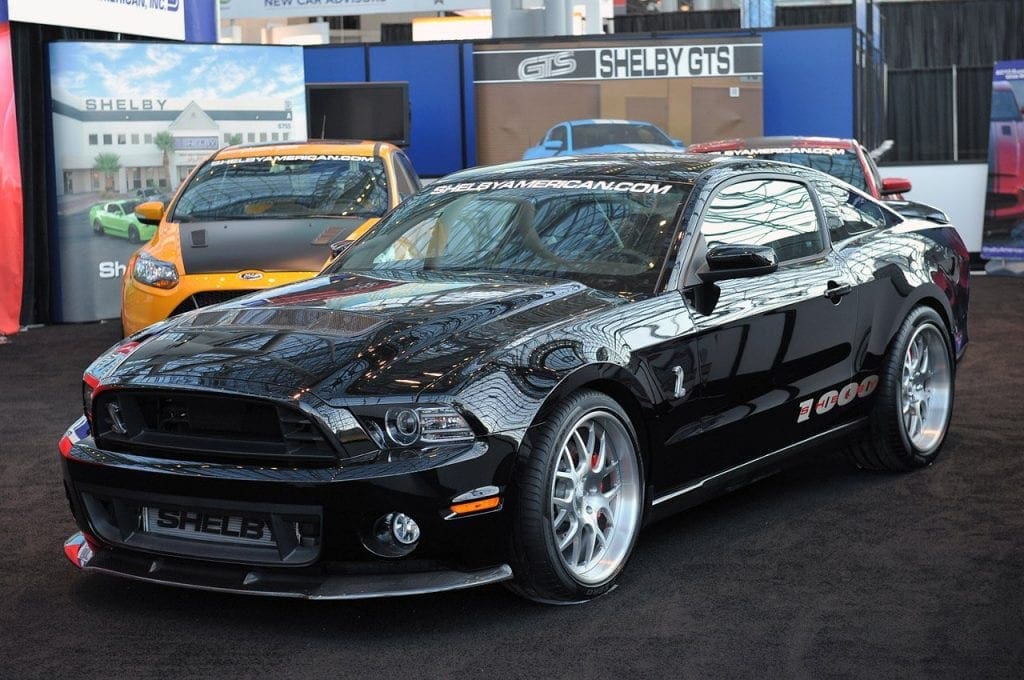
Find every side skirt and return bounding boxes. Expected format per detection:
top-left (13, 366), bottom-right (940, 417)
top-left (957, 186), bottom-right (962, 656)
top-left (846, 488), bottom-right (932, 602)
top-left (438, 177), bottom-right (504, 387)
top-left (646, 417), bottom-right (868, 523)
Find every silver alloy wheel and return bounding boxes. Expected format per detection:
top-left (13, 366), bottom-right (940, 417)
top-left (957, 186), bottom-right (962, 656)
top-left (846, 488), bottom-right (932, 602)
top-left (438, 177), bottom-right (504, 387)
top-left (899, 322), bottom-right (952, 453)
top-left (549, 411), bottom-right (641, 586)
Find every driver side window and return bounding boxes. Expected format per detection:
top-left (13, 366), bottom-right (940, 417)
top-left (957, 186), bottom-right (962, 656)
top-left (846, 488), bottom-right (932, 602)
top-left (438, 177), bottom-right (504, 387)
top-left (702, 179), bottom-right (824, 263)
top-left (548, 125), bottom-right (567, 145)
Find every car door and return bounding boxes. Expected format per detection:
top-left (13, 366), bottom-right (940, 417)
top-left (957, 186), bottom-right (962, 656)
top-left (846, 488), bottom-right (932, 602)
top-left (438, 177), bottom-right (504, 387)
top-left (109, 203), bottom-right (129, 237)
top-left (673, 174), bottom-right (863, 482)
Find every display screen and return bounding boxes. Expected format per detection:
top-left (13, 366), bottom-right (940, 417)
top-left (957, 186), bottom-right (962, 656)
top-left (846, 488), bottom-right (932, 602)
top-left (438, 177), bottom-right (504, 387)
top-left (307, 83), bottom-right (410, 146)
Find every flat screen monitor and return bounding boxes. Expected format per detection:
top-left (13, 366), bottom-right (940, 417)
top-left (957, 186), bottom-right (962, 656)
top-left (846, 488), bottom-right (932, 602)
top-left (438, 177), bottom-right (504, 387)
top-left (306, 82), bottom-right (410, 147)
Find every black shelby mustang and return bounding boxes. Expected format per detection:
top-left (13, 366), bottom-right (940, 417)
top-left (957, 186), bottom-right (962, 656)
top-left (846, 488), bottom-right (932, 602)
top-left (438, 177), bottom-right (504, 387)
top-left (60, 154), bottom-right (969, 603)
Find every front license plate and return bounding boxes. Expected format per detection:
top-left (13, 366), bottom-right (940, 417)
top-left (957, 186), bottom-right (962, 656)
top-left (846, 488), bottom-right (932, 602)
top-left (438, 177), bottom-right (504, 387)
top-left (142, 506), bottom-right (276, 547)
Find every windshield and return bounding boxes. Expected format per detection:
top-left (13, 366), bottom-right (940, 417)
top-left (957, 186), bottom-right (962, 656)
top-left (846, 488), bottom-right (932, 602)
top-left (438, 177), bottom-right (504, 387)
top-left (171, 154), bottom-right (390, 222)
top-left (326, 179), bottom-right (690, 295)
top-left (572, 124), bottom-right (673, 149)
top-left (992, 89), bottom-right (1022, 121)
top-left (722, 148), bottom-right (867, 191)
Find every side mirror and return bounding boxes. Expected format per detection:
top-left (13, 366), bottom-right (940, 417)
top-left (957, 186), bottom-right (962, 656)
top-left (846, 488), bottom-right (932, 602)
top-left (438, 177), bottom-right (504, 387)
top-left (135, 201), bottom-right (165, 226)
top-left (543, 139), bottom-right (565, 152)
top-left (698, 244), bottom-right (778, 283)
top-left (880, 177), bottom-right (912, 195)
top-left (672, 139), bottom-right (686, 149)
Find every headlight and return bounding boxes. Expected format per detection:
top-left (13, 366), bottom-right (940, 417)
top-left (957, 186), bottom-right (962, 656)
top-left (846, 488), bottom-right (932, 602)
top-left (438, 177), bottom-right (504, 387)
top-left (132, 252), bottom-right (179, 289)
top-left (374, 405), bottom-right (474, 449)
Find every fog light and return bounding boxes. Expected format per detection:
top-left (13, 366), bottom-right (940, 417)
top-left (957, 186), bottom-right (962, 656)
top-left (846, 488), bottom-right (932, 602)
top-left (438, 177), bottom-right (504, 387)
top-left (361, 512), bottom-right (421, 558)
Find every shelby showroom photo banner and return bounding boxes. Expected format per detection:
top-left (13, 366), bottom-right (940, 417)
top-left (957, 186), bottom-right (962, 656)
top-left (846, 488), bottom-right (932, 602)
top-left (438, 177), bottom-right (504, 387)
top-left (219, 0), bottom-right (488, 18)
top-left (7, 0), bottom-right (185, 41)
top-left (474, 42), bottom-right (763, 84)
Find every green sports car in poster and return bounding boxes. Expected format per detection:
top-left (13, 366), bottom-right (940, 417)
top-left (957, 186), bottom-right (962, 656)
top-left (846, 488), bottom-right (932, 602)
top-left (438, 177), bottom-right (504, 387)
top-left (90, 200), bottom-right (157, 243)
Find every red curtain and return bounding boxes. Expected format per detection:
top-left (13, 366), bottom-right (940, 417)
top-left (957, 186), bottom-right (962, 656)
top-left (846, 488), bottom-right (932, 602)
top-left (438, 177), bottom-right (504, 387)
top-left (0, 23), bottom-right (23, 335)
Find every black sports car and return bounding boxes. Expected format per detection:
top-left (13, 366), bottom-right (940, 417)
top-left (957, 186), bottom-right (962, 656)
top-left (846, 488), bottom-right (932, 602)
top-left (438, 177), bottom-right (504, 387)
top-left (60, 154), bottom-right (970, 603)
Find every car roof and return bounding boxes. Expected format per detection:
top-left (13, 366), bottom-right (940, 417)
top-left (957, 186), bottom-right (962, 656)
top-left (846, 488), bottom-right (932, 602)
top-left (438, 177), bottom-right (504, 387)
top-left (213, 140), bottom-right (397, 160)
top-left (688, 136), bottom-right (858, 152)
top-left (439, 153), bottom-right (805, 185)
top-left (563, 119), bottom-right (660, 127)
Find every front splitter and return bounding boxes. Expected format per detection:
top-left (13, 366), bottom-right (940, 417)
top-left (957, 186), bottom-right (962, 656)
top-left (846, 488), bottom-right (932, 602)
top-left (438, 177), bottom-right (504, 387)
top-left (63, 532), bottom-right (513, 600)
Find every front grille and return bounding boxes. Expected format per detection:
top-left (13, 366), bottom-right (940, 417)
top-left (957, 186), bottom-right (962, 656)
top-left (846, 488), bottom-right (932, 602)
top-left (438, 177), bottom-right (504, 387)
top-left (78, 487), bottom-right (322, 566)
top-left (92, 390), bottom-right (337, 464)
top-left (170, 289), bottom-right (254, 316)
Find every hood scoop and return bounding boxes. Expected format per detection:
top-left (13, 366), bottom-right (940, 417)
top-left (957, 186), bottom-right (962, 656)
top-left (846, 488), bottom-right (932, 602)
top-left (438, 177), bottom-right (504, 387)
top-left (180, 306), bottom-right (384, 337)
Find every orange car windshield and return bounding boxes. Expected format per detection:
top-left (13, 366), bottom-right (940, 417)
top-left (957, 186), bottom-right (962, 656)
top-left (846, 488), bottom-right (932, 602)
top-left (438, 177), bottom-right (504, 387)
top-left (171, 156), bottom-right (390, 222)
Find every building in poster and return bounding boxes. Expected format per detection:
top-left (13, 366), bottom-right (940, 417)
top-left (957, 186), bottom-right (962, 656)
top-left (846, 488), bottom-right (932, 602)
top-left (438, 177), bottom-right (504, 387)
top-left (48, 42), bottom-right (308, 323)
top-left (52, 92), bottom-right (298, 196)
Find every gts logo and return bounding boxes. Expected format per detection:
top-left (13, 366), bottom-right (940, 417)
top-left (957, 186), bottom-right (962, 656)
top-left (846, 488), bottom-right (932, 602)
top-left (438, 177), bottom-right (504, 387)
top-left (797, 375), bottom-right (878, 423)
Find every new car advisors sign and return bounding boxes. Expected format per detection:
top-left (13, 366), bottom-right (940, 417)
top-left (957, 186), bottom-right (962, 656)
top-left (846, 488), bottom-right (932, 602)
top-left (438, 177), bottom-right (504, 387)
top-left (8, 0), bottom-right (185, 41)
top-left (219, 0), bottom-right (487, 18)
top-left (474, 43), bottom-right (762, 84)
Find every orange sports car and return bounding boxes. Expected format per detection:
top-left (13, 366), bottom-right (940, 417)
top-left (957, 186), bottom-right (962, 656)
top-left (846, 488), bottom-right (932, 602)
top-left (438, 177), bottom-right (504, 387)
top-left (121, 141), bottom-right (420, 336)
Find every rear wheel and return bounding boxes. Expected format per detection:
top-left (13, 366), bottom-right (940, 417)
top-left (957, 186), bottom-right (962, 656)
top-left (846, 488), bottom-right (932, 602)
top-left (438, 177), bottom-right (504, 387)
top-left (508, 390), bottom-right (644, 603)
top-left (847, 306), bottom-right (954, 471)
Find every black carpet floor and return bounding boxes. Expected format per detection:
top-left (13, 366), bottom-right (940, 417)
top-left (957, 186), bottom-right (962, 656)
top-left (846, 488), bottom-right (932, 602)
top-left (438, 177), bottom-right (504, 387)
top-left (1, 277), bottom-right (1022, 679)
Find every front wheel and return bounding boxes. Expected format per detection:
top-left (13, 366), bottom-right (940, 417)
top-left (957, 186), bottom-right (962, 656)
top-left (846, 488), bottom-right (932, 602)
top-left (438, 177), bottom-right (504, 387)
top-left (128, 226), bottom-right (140, 243)
top-left (92, 219), bottom-right (103, 235)
top-left (847, 306), bottom-right (955, 471)
top-left (508, 390), bottom-right (644, 603)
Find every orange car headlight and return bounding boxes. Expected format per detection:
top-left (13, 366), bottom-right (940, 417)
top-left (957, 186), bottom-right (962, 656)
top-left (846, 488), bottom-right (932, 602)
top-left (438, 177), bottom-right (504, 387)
top-left (132, 252), bottom-right (179, 289)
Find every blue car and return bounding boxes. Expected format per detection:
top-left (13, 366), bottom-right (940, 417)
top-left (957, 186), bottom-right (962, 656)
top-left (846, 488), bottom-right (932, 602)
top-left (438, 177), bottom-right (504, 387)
top-left (522, 119), bottom-right (685, 160)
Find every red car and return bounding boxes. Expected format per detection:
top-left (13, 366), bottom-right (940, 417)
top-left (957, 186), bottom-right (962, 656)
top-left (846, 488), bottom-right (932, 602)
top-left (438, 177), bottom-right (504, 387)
top-left (688, 136), bottom-right (949, 223)
top-left (987, 80), bottom-right (1024, 227)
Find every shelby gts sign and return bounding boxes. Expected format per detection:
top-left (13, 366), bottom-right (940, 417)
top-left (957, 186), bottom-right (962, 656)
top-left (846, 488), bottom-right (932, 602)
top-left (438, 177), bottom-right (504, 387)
top-left (474, 42), bottom-right (762, 84)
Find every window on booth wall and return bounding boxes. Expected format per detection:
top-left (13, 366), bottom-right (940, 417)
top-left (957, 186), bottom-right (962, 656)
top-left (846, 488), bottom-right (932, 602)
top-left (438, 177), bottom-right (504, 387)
top-left (701, 179), bottom-right (824, 263)
top-left (131, 134), bottom-right (139, 145)
top-left (103, 134), bottom-right (112, 145)
top-left (88, 134), bottom-right (98, 145)
top-left (117, 134), bottom-right (126, 145)
top-left (247, 133), bottom-right (255, 143)
top-left (259, 132), bottom-right (267, 142)
top-left (144, 133), bottom-right (153, 144)
top-left (272, 133), bottom-right (279, 141)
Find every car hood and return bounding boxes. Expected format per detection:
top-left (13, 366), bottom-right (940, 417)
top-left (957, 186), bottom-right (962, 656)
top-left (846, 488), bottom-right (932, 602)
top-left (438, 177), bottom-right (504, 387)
top-left (176, 216), bottom-right (372, 275)
top-left (112, 272), bottom-right (623, 403)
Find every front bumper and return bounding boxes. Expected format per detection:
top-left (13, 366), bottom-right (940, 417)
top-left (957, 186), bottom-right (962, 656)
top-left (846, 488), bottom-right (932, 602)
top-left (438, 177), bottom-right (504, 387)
top-left (64, 533), bottom-right (512, 600)
top-left (61, 420), bottom-right (519, 599)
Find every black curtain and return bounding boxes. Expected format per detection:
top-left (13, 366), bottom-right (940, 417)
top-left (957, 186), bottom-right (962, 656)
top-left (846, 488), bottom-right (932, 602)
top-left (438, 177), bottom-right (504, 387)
top-left (11, 23), bottom-right (151, 325)
top-left (886, 69), bottom-right (955, 163)
top-left (881, 0), bottom-right (1024, 70)
top-left (612, 9), bottom-right (740, 34)
top-left (775, 4), bottom-right (854, 27)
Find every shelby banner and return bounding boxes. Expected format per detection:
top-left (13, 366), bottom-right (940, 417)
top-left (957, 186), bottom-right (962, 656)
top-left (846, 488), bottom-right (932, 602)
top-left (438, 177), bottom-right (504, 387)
top-left (474, 44), bottom-right (763, 84)
top-left (49, 42), bottom-right (307, 322)
top-left (8, 0), bottom-right (185, 41)
top-left (982, 59), bottom-right (1024, 273)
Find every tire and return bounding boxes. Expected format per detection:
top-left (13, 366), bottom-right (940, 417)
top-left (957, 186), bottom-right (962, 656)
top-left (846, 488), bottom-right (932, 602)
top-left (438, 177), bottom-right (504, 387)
top-left (128, 226), bottom-right (140, 244)
top-left (92, 219), bottom-right (103, 235)
top-left (507, 390), bottom-right (645, 603)
top-left (846, 306), bottom-right (955, 471)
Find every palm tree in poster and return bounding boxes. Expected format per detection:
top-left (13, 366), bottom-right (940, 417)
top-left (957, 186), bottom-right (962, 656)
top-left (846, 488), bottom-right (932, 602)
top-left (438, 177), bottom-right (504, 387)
top-left (154, 131), bottom-right (175, 189)
top-left (93, 152), bottom-right (121, 195)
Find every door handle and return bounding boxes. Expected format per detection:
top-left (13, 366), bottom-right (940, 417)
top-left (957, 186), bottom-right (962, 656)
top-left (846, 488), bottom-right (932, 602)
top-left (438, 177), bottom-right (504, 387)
top-left (824, 281), bottom-right (852, 302)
